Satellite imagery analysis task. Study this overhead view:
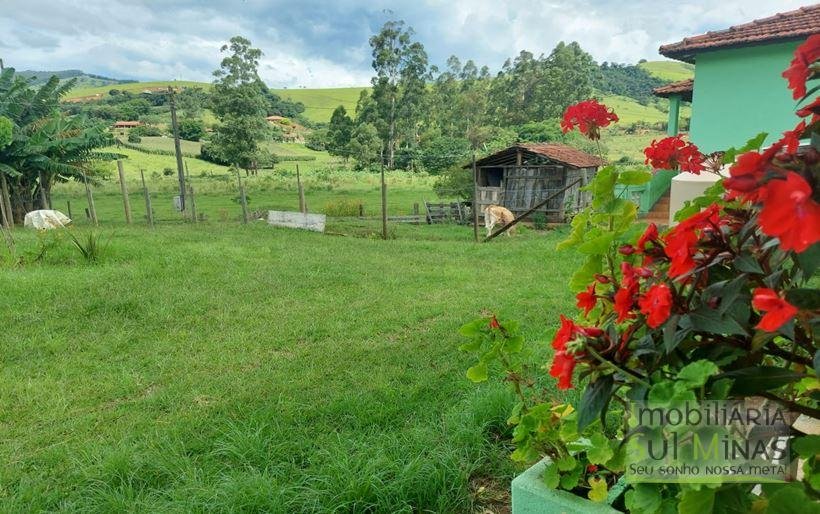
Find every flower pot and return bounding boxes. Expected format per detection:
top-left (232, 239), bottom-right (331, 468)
top-left (511, 458), bottom-right (622, 514)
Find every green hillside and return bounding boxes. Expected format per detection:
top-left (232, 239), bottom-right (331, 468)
top-left (638, 60), bottom-right (694, 82)
top-left (66, 80), bottom-right (210, 99)
top-left (272, 87), bottom-right (366, 123)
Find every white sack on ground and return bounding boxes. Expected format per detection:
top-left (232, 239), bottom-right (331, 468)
top-left (23, 210), bottom-right (72, 229)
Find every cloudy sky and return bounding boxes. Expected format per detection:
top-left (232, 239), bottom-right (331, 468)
top-left (0, 0), bottom-right (807, 88)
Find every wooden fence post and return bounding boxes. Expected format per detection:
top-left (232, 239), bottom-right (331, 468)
top-left (67, 200), bottom-right (73, 220)
top-left (472, 152), bottom-right (479, 242)
top-left (413, 203), bottom-right (419, 225)
top-left (117, 160), bottom-right (133, 224)
top-left (0, 186), bottom-right (9, 229)
top-left (296, 164), bottom-right (306, 214)
top-left (185, 163), bottom-right (197, 223)
top-left (380, 149), bottom-right (387, 240)
top-left (140, 169), bottom-right (154, 229)
top-left (237, 172), bottom-right (249, 224)
top-left (81, 169), bottom-right (98, 226)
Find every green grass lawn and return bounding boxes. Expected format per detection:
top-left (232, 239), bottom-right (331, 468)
top-left (0, 223), bottom-right (577, 512)
top-left (638, 60), bottom-right (695, 82)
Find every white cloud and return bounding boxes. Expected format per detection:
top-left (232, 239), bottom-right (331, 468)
top-left (0, 0), bottom-right (810, 87)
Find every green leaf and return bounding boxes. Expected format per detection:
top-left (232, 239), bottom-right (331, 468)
top-left (556, 454), bottom-right (577, 471)
top-left (617, 169), bottom-right (652, 186)
top-left (577, 375), bottom-right (614, 432)
top-left (689, 306), bottom-right (748, 336)
top-left (765, 483), bottom-right (820, 514)
top-left (569, 255), bottom-right (603, 292)
top-left (502, 334), bottom-right (524, 353)
top-left (466, 362), bottom-right (488, 382)
top-left (722, 133), bottom-right (768, 164)
top-left (542, 461), bottom-right (560, 489)
top-left (792, 435), bottom-right (820, 459)
top-left (719, 366), bottom-right (804, 395)
top-left (458, 319), bottom-right (485, 338)
top-left (677, 360), bottom-right (720, 389)
top-left (591, 166), bottom-right (617, 209)
top-left (678, 487), bottom-right (715, 514)
top-left (588, 477), bottom-right (608, 503)
top-left (577, 232), bottom-right (615, 255)
top-left (795, 242), bottom-right (820, 277)
top-left (559, 462), bottom-right (583, 490)
top-left (587, 432), bottom-right (614, 465)
top-left (735, 253), bottom-right (764, 274)
top-left (785, 288), bottom-right (820, 310)
top-left (625, 484), bottom-right (663, 514)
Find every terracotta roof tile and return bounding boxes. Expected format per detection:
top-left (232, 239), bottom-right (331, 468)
top-left (519, 143), bottom-right (604, 168)
top-left (653, 78), bottom-right (694, 101)
top-left (660, 4), bottom-right (820, 62)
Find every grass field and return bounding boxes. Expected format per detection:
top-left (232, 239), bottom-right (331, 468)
top-left (0, 222), bottom-right (578, 512)
top-left (638, 60), bottom-right (695, 82)
top-left (67, 81), bottom-right (210, 99)
top-left (272, 87), bottom-right (366, 124)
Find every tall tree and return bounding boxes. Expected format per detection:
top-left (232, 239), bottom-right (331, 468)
top-left (326, 106), bottom-right (353, 159)
top-left (368, 20), bottom-right (429, 168)
top-left (208, 36), bottom-right (269, 175)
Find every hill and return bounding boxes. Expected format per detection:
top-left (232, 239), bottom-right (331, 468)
top-left (65, 80), bottom-right (210, 100)
top-left (271, 87), bottom-right (366, 123)
top-left (638, 60), bottom-right (694, 82)
top-left (18, 69), bottom-right (134, 90)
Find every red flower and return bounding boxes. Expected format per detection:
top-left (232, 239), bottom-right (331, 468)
top-left (752, 288), bottom-right (799, 332)
top-left (797, 96), bottom-right (820, 123)
top-left (663, 204), bottom-right (721, 278)
top-left (614, 286), bottom-right (636, 323)
top-left (643, 136), bottom-right (705, 174)
top-left (561, 99), bottom-right (618, 141)
top-left (779, 120), bottom-right (807, 154)
top-left (489, 315), bottom-right (500, 330)
top-left (576, 283), bottom-right (597, 317)
top-left (638, 283), bottom-right (673, 329)
top-left (549, 350), bottom-right (577, 390)
top-left (758, 172), bottom-right (820, 253)
top-left (637, 223), bottom-right (659, 252)
top-left (552, 315), bottom-right (576, 350)
top-left (782, 34), bottom-right (820, 100)
top-left (587, 464), bottom-right (599, 473)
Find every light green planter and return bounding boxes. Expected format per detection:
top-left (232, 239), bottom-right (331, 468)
top-left (511, 458), bottom-right (622, 514)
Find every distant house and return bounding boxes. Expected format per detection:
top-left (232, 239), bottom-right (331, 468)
top-left (112, 121), bottom-right (143, 129)
top-left (266, 115), bottom-right (287, 123)
top-left (655, 4), bottom-right (820, 153)
top-left (467, 143), bottom-right (603, 222)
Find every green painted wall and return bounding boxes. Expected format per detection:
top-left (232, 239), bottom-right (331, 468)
top-left (689, 41), bottom-right (801, 153)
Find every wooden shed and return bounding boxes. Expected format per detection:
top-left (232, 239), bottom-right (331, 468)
top-left (468, 143), bottom-right (603, 222)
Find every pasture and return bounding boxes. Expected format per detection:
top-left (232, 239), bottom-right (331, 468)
top-left (0, 222), bottom-right (578, 512)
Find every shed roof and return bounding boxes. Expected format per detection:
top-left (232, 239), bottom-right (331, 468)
top-left (470, 143), bottom-right (604, 168)
top-left (653, 78), bottom-right (694, 102)
top-left (659, 4), bottom-right (820, 63)
top-left (112, 121), bottom-right (142, 127)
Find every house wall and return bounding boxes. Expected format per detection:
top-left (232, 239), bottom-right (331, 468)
top-left (689, 40), bottom-right (801, 153)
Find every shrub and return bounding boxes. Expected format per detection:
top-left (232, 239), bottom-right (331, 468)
top-left (459, 36), bottom-right (820, 513)
top-left (178, 119), bottom-right (205, 141)
top-left (162, 167), bottom-right (174, 177)
top-left (127, 132), bottom-right (141, 143)
top-left (323, 199), bottom-right (363, 217)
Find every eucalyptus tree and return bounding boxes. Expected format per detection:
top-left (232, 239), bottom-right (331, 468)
top-left (208, 36), bottom-right (270, 175)
top-left (368, 20), bottom-right (429, 168)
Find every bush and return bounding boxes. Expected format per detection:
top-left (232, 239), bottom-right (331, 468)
top-left (323, 199), bottom-right (363, 217)
top-left (178, 119), bottom-right (205, 141)
top-left (434, 164), bottom-right (473, 201)
top-left (127, 132), bottom-right (141, 143)
top-left (162, 167), bottom-right (174, 177)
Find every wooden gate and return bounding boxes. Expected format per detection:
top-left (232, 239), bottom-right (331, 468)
top-left (503, 165), bottom-right (565, 216)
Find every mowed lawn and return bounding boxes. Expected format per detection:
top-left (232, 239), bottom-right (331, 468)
top-left (0, 223), bottom-right (579, 512)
